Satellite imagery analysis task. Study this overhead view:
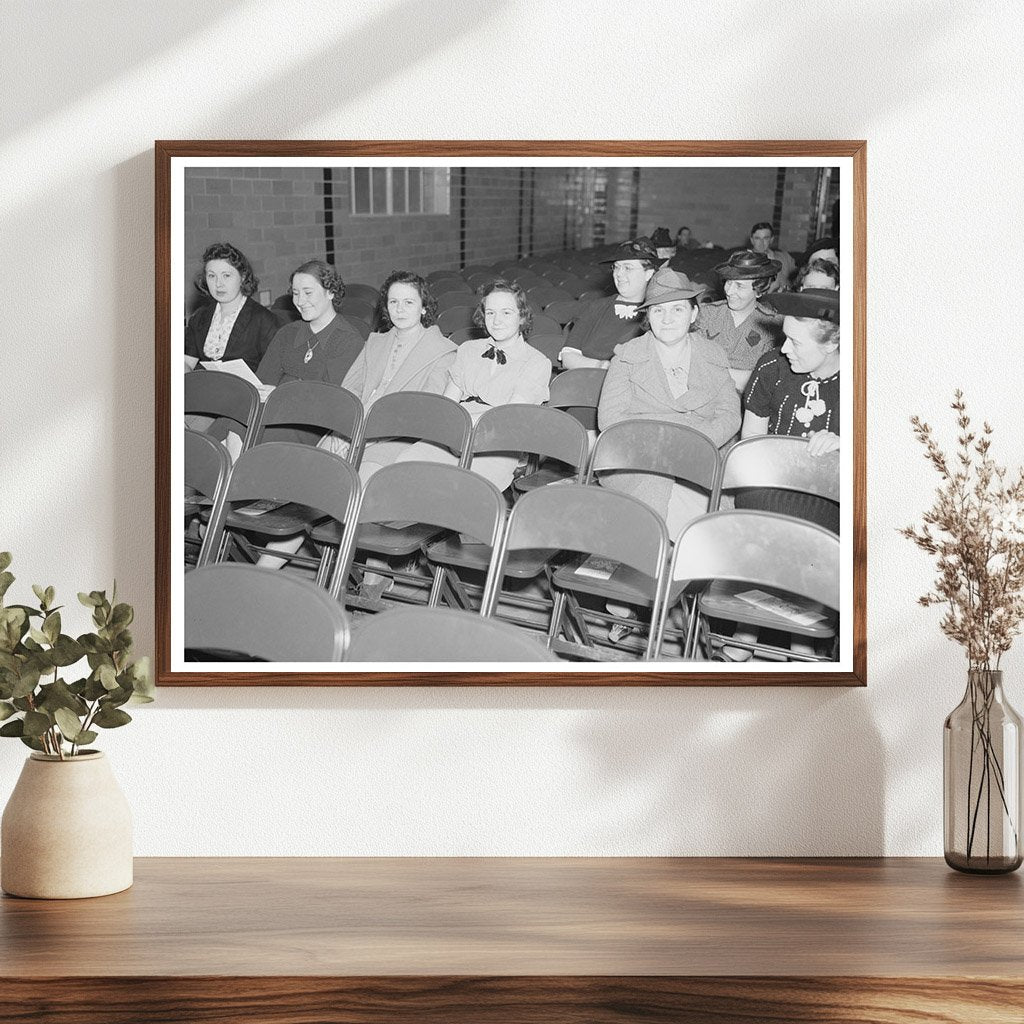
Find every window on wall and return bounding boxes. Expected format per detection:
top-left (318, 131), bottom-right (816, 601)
top-left (351, 167), bottom-right (451, 216)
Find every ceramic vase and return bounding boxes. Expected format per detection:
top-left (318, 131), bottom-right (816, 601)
top-left (1, 751), bottom-right (133, 899)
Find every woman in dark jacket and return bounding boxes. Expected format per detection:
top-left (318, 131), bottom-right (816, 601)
top-left (184, 241), bottom-right (281, 374)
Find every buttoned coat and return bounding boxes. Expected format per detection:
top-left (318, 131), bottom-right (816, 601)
top-left (597, 331), bottom-right (740, 521)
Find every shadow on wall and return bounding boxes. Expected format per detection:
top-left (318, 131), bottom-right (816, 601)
top-left (570, 687), bottom-right (885, 856)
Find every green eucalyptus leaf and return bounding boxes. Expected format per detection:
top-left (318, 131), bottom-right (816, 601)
top-left (0, 552), bottom-right (11, 572)
top-left (98, 664), bottom-right (118, 691)
top-left (50, 634), bottom-right (85, 667)
top-left (0, 719), bottom-right (25, 738)
top-left (12, 665), bottom-right (41, 699)
top-left (37, 679), bottom-right (88, 717)
top-left (32, 584), bottom-right (48, 609)
top-left (42, 611), bottom-right (60, 644)
top-left (28, 627), bottom-right (49, 646)
top-left (110, 603), bottom-right (133, 629)
top-left (83, 675), bottom-right (108, 701)
top-left (54, 707), bottom-right (85, 741)
top-left (22, 710), bottom-right (51, 738)
top-left (0, 571), bottom-right (14, 601)
top-left (0, 700), bottom-right (15, 722)
top-left (92, 705), bottom-right (132, 729)
top-left (103, 685), bottom-right (132, 709)
top-left (21, 636), bottom-right (42, 653)
top-left (12, 697), bottom-right (33, 712)
top-left (78, 591), bottom-right (100, 607)
top-left (45, 586), bottom-right (55, 608)
top-left (75, 730), bottom-right (98, 746)
top-left (81, 635), bottom-right (112, 656)
top-left (19, 734), bottom-right (45, 752)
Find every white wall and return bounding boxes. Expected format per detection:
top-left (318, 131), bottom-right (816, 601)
top-left (1, 0), bottom-right (1022, 856)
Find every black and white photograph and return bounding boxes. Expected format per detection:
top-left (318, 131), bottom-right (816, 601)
top-left (159, 144), bottom-right (864, 683)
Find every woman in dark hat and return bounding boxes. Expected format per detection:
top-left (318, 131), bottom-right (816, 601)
top-left (558, 237), bottom-right (659, 370)
top-left (740, 288), bottom-right (841, 530)
top-left (598, 266), bottom-right (740, 536)
top-left (694, 249), bottom-right (784, 392)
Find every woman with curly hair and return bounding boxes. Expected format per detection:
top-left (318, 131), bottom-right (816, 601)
top-left (185, 242), bottom-right (281, 373)
top-left (392, 278), bottom-right (552, 492)
top-left (255, 259), bottom-right (364, 386)
top-left (341, 270), bottom-right (456, 478)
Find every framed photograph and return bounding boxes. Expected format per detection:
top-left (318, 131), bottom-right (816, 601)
top-left (156, 141), bottom-right (865, 686)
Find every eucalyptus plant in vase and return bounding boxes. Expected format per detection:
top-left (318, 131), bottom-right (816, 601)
top-left (902, 392), bottom-right (1024, 873)
top-left (0, 552), bottom-right (154, 898)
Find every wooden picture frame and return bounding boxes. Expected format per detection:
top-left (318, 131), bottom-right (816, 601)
top-left (156, 140), bottom-right (866, 686)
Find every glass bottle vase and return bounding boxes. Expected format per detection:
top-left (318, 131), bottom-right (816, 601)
top-left (944, 669), bottom-right (1023, 873)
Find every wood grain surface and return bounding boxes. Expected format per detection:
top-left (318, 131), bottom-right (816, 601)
top-left (2, 857), bottom-right (1022, 1022)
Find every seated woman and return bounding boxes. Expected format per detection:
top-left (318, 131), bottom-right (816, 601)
top-left (558, 237), bottom-right (659, 370)
top-left (739, 288), bottom-right (841, 532)
top-left (340, 270), bottom-right (456, 480)
top-left (185, 242), bottom-right (281, 374)
top-left (694, 250), bottom-right (784, 392)
top-left (598, 266), bottom-right (741, 538)
top-left (256, 259), bottom-right (364, 388)
top-left (397, 279), bottom-right (551, 491)
top-left (795, 257), bottom-right (839, 291)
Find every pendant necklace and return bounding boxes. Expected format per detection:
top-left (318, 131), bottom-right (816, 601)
top-left (304, 332), bottom-right (322, 364)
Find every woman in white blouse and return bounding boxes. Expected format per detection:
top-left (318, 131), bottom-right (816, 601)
top-left (397, 278), bottom-right (551, 491)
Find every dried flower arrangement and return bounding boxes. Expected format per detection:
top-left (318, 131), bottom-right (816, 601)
top-left (902, 391), bottom-right (1023, 869)
top-left (901, 390), bottom-right (1024, 668)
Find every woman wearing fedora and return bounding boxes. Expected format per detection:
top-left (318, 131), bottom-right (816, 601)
top-left (558, 237), bottom-right (659, 370)
top-left (598, 266), bottom-right (740, 537)
top-left (694, 250), bottom-right (784, 392)
top-left (740, 288), bottom-right (841, 531)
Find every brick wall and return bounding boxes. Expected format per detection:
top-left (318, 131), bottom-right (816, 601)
top-left (183, 164), bottom-right (837, 311)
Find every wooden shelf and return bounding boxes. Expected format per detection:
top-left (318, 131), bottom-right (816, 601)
top-left (2, 857), bottom-right (1022, 1022)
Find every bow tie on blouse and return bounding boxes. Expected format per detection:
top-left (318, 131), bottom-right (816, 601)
top-left (482, 345), bottom-right (507, 365)
top-left (614, 303), bottom-right (639, 319)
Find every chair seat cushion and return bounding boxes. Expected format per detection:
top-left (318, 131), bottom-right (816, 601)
top-left (699, 580), bottom-right (836, 638)
top-left (225, 502), bottom-right (328, 538)
top-left (552, 555), bottom-right (658, 607)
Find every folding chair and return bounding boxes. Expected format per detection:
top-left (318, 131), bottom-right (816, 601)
top-left (719, 434), bottom-right (840, 513)
top-left (184, 370), bottom-right (261, 451)
top-left (426, 269), bottom-right (464, 285)
top-left (203, 442), bottom-right (360, 590)
top-left (437, 306), bottom-right (477, 336)
top-left (531, 312), bottom-right (562, 337)
top-left (184, 563), bottom-right (349, 662)
top-left (527, 285), bottom-right (572, 308)
top-left (344, 316), bottom-right (371, 342)
top-left (481, 485), bottom-right (669, 661)
top-left (543, 298), bottom-right (582, 326)
top-left (573, 418), bottom-right (723, 657)
top-left (344, 283), bottom-right (380, 305)
top-left (253, 379), bottom-right (364, 453)
top-left (334, 462), bottom-right (505, 610)
top-left (310, 393), bottom-right (474, 602)
top-left (449, 326), bottom-right (488, 346)
top-left (346, 607), bottom-right (558, 662)
top-left (339, 297), bottom-right (375, 325)
top-left (514, 367), bottom-right (607, 492)
top-left (426, 405), bottom-right (589, 615)
top-left (184, 429), bottom-right (231, 569)
top-left (664, 509), bottom-right (840, 662)
top-left (436, 290), bottom-right (476, 313)
top-left (527, 333), bottom-right (564, 366)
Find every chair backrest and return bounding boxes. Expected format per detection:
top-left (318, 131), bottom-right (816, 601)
top-left (481, 484), bottom-right (669, 618)
top-left (426, 269), bottom-right (463, 284)
top-left (587, 419), bottom-right (722, 499)
top-left (547, 366), bottom-right (607, 430)
top-left (346, 607), bottom-right (558, 662)
top-left (339, 297), bottom-right (375, 324)
top-left (335, 462), bottom-right (506, 598)
top-left (202, 442), bottom-right (360, 570)
top-left (185, 428), bottom-right (231, 504)
top-left (360, 392), bottom-right (473, 465)
top-left (184, 563), bottom-right (349, 662)
top-left (344, 315), bottom-right (371, 342)
top-left (344, 283), bottom-right (380, 305)
top-left (449, 326), bottom-right (488, 346)
top-left (471, 405), bottom-right (589, 480)
top-left (543, 299), bottom-right (582, 325)
top-left (527, 333), bottom-right (564, 365)
top-left (670, 509), bottom-right (840, 611)
top-left (437, 306), bottom-right (477, 336)
top-left (254, 380), bottom-right (364, 453)
top-left (184, 371), bottom-right (261, 447)
top-left (720, 435), bottom-right (840, 503)
top-left (436, 290), bottom-right (475, 313)
top-left (531, 312), bottom-right (562, 337)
